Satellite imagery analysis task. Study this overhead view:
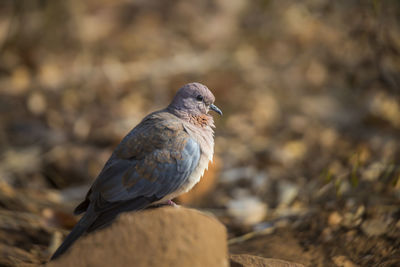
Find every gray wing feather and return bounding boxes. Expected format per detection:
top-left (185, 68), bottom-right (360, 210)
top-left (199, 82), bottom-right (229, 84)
top-left (91, 136), bottom-right (201, 208)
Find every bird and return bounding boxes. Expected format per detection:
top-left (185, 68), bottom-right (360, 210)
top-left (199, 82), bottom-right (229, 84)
top-left (50, 82), bottom-right (222, 260)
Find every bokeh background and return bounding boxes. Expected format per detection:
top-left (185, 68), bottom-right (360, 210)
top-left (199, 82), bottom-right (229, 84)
top-left (0, 0), bottom-right (399, 266)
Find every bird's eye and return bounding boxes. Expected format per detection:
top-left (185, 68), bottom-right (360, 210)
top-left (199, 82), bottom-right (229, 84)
top-left (196, 95), bottom-right (204, 101)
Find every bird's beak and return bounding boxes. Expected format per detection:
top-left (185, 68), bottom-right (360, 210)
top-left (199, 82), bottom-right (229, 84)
top-left (210, 104), bottom-right (223, 115)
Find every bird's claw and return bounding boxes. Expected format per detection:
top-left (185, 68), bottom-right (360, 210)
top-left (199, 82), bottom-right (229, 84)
top-left (166, 199), bottom-right (178, 207)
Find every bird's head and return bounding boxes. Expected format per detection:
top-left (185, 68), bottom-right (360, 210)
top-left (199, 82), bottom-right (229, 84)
top-left (168, 83), bottom-right (222, 119)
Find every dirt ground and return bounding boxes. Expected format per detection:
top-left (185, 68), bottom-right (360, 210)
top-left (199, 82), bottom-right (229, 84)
top-left (0, 0), bottom-right (399, 266)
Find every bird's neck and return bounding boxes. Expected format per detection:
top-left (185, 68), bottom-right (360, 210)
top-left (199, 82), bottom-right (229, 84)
top-left (167, 107), bottom-right (215, 128)
top-left (188, 114), bottom-right (214, 128)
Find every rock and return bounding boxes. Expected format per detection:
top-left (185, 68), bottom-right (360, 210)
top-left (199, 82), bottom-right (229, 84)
top-left (220, 166), bottom-right (257, 184)
top-left (227, 196), bottom-right (268, 225)
top-left (279, 140), bottom-right (307, 164)
top-left (48, 207), bottom-right (228, 267)
top-left (361, 218), bottom-right (390, 237)
top-left (230, 254), bottom-right (304, 267)
top-left (328, 211), bottom-right (343, 227)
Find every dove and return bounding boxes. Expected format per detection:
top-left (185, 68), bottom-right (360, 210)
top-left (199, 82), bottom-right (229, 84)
top-left (50, 82), bottom-right (222, 260)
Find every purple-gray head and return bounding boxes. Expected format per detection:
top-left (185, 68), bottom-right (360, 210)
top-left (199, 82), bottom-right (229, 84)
top-left (168, 83), bottom-right (222, 117)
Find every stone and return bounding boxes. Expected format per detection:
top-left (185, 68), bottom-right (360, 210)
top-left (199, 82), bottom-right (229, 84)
top-left (361, 218), bottom-right (390, 237)
top-left (328, 211), bottom-right (343, 227)
top-left (227, 196), bottom-right (268, 225)
top-left (48, 207), bottom-right (228, 267)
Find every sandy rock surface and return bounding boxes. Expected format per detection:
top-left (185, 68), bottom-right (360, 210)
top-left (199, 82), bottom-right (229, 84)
top-left (48, 207), bottom-right (228, 267)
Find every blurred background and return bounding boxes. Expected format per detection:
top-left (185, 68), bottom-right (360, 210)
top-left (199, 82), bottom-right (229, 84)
top-left (0, 0), bottom-right (399, 266)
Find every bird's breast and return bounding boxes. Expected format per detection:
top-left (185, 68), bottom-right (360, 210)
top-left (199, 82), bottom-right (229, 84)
top-left (181, 152), bottom-right (212, 192)
top-left (178, 124), bottom-right (215, 192)
top-left (158, 123), bottom-right (214, 201)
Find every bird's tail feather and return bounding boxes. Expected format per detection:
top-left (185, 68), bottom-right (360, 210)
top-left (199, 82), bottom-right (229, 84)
top-left (50, 211), bottom-right (97, 260)
top-left (87, 197), bottom-right (153, 232)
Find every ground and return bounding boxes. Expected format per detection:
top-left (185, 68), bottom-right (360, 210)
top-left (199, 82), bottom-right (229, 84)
top-left (0, 0), bottom-right (399, 266)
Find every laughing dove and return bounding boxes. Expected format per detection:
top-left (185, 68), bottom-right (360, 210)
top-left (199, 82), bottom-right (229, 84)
top-left (50, 82), bottom-right (222, 260)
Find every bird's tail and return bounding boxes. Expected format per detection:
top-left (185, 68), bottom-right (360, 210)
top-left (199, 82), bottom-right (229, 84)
top-left (50, 210), bottom-right (98, 261)
top-left (87, 196), bottom-right (153, 232)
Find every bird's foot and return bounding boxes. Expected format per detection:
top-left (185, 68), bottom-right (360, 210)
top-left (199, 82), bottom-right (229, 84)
top-left (165, 199), bottom-right (178, 207)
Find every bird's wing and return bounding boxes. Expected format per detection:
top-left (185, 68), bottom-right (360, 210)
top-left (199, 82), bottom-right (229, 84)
top-left (87, 111), bottom-right (201, 212)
